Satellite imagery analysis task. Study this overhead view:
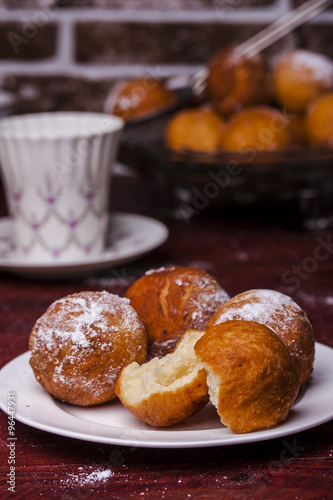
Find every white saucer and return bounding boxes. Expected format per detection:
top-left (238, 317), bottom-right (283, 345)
top-left (0, 343), bottom-right (332, 448)
top-left (0, 212), bottom-right (168, 279)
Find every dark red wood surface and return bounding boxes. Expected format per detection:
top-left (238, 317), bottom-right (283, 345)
top-left (0, 176), bottom-right (332, 500)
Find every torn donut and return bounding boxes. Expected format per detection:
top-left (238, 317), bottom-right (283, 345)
top-left (115, 329), bottom-right (208, 427)
top-left (194, 320), bottom-right (300, 433)
top-left (206, 289), bottom-right (315, 386)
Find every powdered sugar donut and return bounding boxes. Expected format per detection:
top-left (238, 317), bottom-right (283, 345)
top-left (206, 289), bottom-right (315, 386)
top-left (29, 291), bottom-right (147, 406)
top-left (105, 77), bottom-right (177, 122)
top-left (125, 266), bottom-right (229, 358)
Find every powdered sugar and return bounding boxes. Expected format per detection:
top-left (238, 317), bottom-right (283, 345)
top-left (211, 289), bottom-right (303, 334)
top-left (61, 467), bottom-right (113, 487)
top-left (87, 469), bottom-right (113, 481)
top-left (143, 267), bottom-right (229, 326)
top-left (285, 50), bottom-right (333, 85)
top-left (34, 291), bottom-right (141, 351)
top-left (186, 275), bottom-right (230, 326)
top-left (145, 266), bottom-right (176, 275)
top-left (41, 295), bottom-right (106, 348)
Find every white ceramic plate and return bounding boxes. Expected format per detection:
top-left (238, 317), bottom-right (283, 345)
top-left (0, 343), bottom-right (332, 448)
top-left (0, 212), bottom-right (168, 278)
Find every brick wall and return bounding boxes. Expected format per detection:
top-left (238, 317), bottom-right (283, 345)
top-left (0, 0), bottom-right (332, 114)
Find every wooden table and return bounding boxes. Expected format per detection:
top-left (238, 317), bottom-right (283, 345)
top-left (0, 175), bottom-right (332, 500)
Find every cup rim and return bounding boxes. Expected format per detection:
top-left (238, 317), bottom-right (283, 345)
top-left (0, 111), bottom-right (124, 140)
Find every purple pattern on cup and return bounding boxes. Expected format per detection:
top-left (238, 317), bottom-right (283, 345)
top-left (5, 175), bottom-right (108, 259)
top-left (47, 197), bottom-right (56, 205)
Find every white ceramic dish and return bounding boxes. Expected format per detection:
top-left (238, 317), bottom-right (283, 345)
top-left (0, 212), bottom-right (168, 278)
top-left (0, 343), bottom-right (332, 449)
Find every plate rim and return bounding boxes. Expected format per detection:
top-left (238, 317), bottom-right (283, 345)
top-left (0, 342), bottom-right (332, 449)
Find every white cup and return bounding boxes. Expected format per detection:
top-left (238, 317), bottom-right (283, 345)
top-left (0, 111), bottom-right (124, 263)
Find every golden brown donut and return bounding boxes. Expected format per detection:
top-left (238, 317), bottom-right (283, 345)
top-left (105, 77), bottom-right (177, 122)
top-left (194, 320), bottom-right (300, 434)
top-left (206, 289), bottom-right (315, 386)
top-left (29, 291), bottom-right (147, 406)
top-left (207, 48), bottom-right (271, 116)
top-left (165, 107), bottom-right (225, 153)
top-left (304, 91), bottom-right (333, 147)
top-left (115, 329), bottom-right (209, 427)
top-left (125, 266), bottom-right (229, 358)
top-left (273, 49), bottom-right (333, 113)
top-left (220, 106), bottom-right (293, 152)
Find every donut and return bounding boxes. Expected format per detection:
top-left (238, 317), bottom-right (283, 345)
top-left (165, 107), bottom-right (225, 153)
top-left (304, 91), bottom-right (333, 147)
top-left (115, 329), bottom-right (208, 427)
top-left (273, 49), bottom-right (333, 113)
top-left (207, 48), bottom-right (271, 116)
top-left (220, 106), bottom-right (293, 152)
top-left (105, 77), bottom-right (177, 122)
top-left (194, 320), bottom-right (300, 434)
top-left (29, 291), bottom-right (147, 406)
top-left (125, 266), bottom-right (230, 358)
top-left (206, 289), bottom-right (315, 386)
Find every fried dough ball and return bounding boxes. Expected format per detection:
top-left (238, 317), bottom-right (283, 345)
top-left (207, 48), bottom-right (271, 116)
top-left (105, 77), bottom-right (178, 121)
top-left (220, 106), bottom-right (292, 152)
top-left (115, 329), bottom-right (209, 427)
top-left (304, 92), bottom-right (333, 147)
top-left (194, 320), bottom-right (300, 434)
top-left (165, 107), bottom-right (225, 153)
top-left (289, 114), bottom-right (308, 147)
top-left (206, 289), bottom-right (315, 386)
top-left (125, 266), bottom-right (229, 358)
top-left (273, 50), bottom-right (333, 113)
top-left (29, 291), bottom-right (147, 406)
